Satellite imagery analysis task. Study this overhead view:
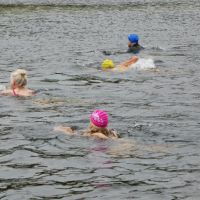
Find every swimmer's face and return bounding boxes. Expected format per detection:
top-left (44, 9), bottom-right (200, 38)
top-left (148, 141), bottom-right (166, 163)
top-left (128, 41), bottom-right (132, 47)
top-left (89, 122), bottom-right (97, 129)
top-left (128, 41), bottom-right (136, 48)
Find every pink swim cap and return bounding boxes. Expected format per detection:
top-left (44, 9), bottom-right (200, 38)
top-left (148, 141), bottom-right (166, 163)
top-left (90, 109), bottom-right (109, 128)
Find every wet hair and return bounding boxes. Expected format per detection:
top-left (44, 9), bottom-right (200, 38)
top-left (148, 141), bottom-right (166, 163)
top-left (85, 123), bottom-right (119, 138)
top-left (10, 69), bottom-right (27, 88)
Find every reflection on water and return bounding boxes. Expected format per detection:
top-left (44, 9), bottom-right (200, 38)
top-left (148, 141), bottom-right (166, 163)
top-left (0, 0), bottom-right (200, 199)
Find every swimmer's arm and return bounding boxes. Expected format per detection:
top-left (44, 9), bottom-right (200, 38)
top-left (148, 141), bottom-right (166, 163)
top-left (0, 89), bottom-right (12, 96)
top-left (30, 89), bottom-right (36, 96)
top-left (111, 130), bottom-right (120, 139)
top-left (54, 126), bottom-right (75, 135)
top-left (25, 90), bottom-right (36, 97)
top-left (119, 56), bottom-right (139, 67)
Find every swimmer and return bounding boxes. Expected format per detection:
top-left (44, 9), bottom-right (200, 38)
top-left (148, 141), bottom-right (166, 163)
top-left (127, 34), bottom-right (143, 53)
top-left (0, 69), bottom-right (35, 97)
top-left (101, 56), bottom-right (139, 72)
top-left (54, 109), bottom-right (119, 139)
top-left (102, 34), bottom-right (143, 56)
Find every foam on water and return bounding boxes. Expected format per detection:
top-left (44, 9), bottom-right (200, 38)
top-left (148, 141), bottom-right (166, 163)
top-left (130, 58), bottom-right (156, 71)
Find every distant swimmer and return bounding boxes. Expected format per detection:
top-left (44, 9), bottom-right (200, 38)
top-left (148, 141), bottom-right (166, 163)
top-left (102, 34), bottom-right (143, 56)
top-left (0, 69), bottom-right (35, 97)
top-left (54, 109), bottom-right (120, 139)
top-left (127, 34), bottom-right (144, 53)
top-left (101, 56), bottom-right (139, 72)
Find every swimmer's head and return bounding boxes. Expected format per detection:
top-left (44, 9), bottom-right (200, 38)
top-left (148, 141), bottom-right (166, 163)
top-left (10, 69), bottom-right (28, 88)
top-left (101, 59), bottom-right (115, 69)
top-left (128, 34), bottom-right (139, 44)
top-left (90, 109), bottom-right (109, 128)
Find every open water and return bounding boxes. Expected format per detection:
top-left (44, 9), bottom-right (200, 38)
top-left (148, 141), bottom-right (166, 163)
top-left (0, 0), bottom-right (200, 199)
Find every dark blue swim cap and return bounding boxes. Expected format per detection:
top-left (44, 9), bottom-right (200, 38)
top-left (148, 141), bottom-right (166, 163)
top-left (128, 34), bottom-right (139, 43)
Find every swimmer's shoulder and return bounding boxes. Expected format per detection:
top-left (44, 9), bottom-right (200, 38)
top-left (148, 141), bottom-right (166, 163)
top-left (92, 132), bottom-right (109, 139)
top-left (20, 88), bottom-right (36, 97)
top-left (81, 130), bottom-right (109, 139)
top-left (127, 45), bottom-right (144, 53)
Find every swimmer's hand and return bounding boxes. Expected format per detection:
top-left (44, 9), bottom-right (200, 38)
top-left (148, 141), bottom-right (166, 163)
top-left (54, 126), bottom-right (74, 135)
top-left (111, 130), bottom-right (121, 139)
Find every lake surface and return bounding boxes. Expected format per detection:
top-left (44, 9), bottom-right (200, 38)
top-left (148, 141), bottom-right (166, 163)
top-left (0, 0), bottom-right (200, 199)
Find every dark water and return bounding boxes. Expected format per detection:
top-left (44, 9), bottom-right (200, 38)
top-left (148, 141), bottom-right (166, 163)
top-left (0, 0), bottom-right (200, 199)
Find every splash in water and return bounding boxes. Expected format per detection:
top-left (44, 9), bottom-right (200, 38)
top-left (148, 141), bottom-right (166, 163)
top-left (131, 58), bottom-right (156, 70)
